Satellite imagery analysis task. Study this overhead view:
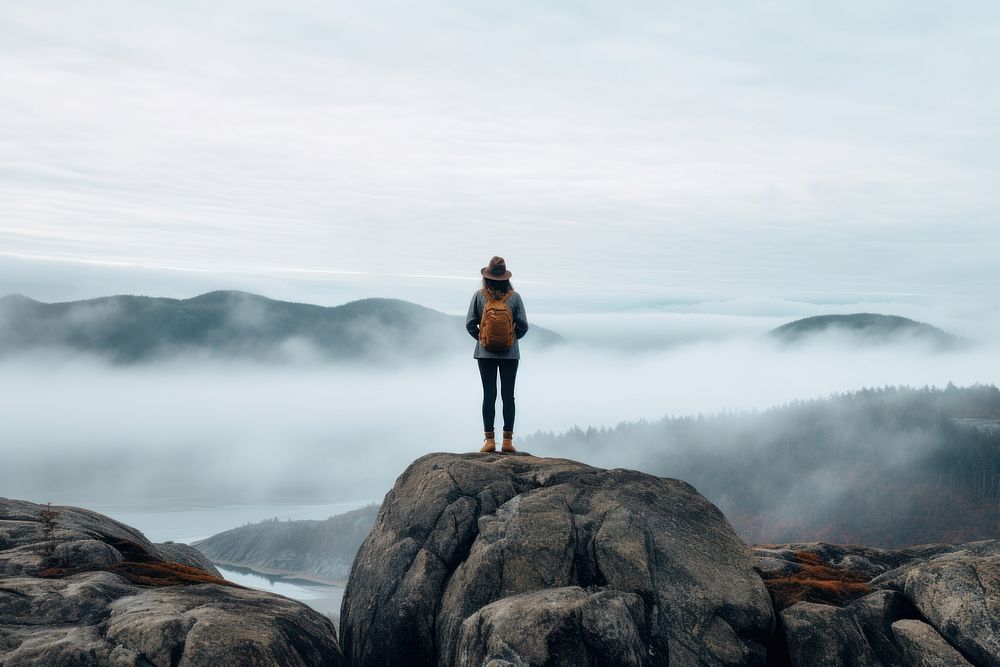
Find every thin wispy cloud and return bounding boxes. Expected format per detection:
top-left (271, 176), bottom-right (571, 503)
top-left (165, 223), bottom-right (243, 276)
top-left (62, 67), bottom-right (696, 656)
top-left (1, 1), bottom-right (998, 306)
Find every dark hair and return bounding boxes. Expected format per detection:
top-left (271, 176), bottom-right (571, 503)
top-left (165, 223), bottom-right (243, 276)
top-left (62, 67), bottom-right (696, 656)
top-left (482, 278), bottom-right (513, 299)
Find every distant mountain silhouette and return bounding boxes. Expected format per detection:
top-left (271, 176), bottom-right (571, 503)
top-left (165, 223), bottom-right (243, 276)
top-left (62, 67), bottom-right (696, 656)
top-left (0, 291), bottom-right (562, 363)
top-left (769, 313), bottom-right (962, 348)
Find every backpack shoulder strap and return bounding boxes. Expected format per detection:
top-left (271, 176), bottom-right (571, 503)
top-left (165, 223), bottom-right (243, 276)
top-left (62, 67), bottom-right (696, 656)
top-left (498, 290), bottom-right (514, 303)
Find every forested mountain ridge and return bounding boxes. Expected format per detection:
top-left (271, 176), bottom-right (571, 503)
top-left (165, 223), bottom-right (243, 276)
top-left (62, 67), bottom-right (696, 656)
top-left (526, 384), bottom-right (1000, 547)
top-left (0, 291), bottom-right (561, 363)
top-left (769, 313), bottom-right (962, 348)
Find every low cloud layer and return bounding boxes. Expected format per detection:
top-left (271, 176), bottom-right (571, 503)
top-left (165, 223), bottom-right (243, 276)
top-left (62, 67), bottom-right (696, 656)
top-left (3, 313), bottom-right (997, 511)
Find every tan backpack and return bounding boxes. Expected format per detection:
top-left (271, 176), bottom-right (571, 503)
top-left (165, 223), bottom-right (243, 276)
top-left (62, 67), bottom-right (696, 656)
top-left (479, 289), bottom-right (516, 352)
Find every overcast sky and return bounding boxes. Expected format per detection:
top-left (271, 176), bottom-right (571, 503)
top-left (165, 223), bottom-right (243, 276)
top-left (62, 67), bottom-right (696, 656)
top-left (2, 1), bottom-right (998, 313)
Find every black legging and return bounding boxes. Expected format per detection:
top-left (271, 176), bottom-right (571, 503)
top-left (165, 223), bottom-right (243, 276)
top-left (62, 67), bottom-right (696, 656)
top-left (477, 359), bottom-right (519, 432)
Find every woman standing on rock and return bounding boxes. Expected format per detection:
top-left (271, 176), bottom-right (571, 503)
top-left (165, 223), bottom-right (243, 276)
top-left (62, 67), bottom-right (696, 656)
top-left (466, 256), bottom-right (529, 453)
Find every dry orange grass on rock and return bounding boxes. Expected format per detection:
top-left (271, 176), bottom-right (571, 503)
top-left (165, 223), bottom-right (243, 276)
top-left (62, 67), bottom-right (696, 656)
top-left (36, 536), bottom-right (238, 588)
top-left (762, 551), bottom-right (871, 610)
top-left (38, 560), bottom-right (237, 588)
top-left (109, 561), bottom-right (235, 587)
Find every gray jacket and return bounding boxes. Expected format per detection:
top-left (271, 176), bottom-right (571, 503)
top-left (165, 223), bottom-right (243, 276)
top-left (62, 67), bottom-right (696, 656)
top-left (466, 289), bottom-right (529, 359)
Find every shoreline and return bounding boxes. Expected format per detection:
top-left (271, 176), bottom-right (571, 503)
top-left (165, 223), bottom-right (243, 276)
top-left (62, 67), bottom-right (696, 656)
top-left (210, 559), bottom-right (347, 587)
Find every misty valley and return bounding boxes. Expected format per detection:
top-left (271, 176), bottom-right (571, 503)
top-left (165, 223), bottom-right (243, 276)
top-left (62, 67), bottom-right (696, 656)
top-left (529, 384), bottom-right (1000, 547)
top-left (3, 291), bottom-right (996, 545)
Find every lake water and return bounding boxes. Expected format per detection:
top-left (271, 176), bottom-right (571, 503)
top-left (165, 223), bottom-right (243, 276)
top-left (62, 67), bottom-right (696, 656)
top-left (215, 565), bottom-right (345, 617)
top-left (94, 500), bottom-right (369, 616)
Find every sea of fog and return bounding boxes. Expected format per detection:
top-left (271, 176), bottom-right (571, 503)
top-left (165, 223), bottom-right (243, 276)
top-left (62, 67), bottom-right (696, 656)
top-left (4, 309), bottom-right (997, 512)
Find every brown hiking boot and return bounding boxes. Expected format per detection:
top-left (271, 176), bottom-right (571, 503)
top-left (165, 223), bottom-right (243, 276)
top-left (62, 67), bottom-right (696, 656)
top-left (480, 431), bottom-right (496, 453)
top-left (501, 431), bottom-right (515, 453)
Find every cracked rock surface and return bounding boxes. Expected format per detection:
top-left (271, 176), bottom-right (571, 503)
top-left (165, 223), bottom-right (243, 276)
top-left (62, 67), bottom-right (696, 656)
top-left (757, 540), bottom-right (1000, 666)
top-left (339, 452), bottom-right (774, 666)
top-left (891, 619), bottom-right (973, 666)
top-left (872, 540), bottom-right (1000, 667)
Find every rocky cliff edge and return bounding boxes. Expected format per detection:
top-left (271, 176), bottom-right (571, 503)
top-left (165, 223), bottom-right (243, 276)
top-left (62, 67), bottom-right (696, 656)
top-left (340, 452), bottom-right (775, 666)
top-left (341, 452), bottom-right (999, 667)
top-left (0, 497), bottom-right (346, 666)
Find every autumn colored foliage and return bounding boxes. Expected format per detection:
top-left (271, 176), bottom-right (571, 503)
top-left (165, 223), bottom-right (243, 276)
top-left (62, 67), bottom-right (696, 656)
top-left (760, 551), bottom-right (871, 610)
top-left (109, 561), bottom-right (233, 587)
top-left (36, 536), bottom-right (235, 588)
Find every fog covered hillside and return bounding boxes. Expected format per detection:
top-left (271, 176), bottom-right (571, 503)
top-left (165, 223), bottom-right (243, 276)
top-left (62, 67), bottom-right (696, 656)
top-left (769, 313), bottom-right (963, 349)
top-left (525, 384), bottom-right (1000, 548)
top-left (193, 505), bottom-right (378, 581)
top-left (0, 291), bottom-right (561, 363)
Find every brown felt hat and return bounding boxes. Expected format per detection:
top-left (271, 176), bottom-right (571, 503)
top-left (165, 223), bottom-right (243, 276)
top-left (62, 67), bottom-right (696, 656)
top-left (481, 256), bottom-right (512, 280)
